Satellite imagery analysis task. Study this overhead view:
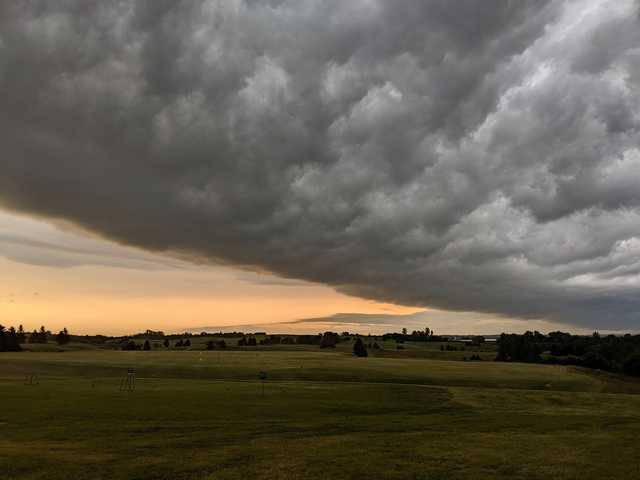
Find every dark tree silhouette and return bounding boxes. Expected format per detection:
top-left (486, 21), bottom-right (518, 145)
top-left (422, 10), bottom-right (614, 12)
top-left (624, 354), bottom-right (640, 376)
top-left (121, 340), bottom-right (138, 350)
top-left (17, 325), bottom-right (26, 343)
top-left (496, 331), bottom-right (640, 377)
top-left (143, 340), bottom-right (151, 350)
top-left (56, 328), bottom-right (70, 345)
top-left (0, 325), bottom-right (21, 352)
top-left (320, 332), bottom-right (339, 348)
top-left (353, 338), bottom-right (368, 357)
top-left (28, 326), bottom-right (48, 344)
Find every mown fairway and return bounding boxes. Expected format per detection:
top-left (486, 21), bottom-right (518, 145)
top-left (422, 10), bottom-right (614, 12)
top-left (2, 349), bottom-right (640, 480)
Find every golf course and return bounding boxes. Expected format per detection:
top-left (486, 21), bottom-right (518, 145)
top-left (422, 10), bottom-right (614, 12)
top-left (2, 343), bottom-right (640, 479)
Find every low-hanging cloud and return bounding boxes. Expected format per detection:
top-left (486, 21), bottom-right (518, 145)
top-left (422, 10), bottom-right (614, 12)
top-left (1, 0), bottom-right (639, 329)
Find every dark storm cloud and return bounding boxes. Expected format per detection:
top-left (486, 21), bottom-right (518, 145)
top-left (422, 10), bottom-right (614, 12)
top-left (1, 0), bottom-right (640, 328)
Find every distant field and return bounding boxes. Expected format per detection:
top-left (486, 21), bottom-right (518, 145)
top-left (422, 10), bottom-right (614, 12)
top-left (1, 349), bottom-right (640, 479)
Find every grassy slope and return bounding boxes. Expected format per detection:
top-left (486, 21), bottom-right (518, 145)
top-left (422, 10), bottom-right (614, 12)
top-left (1, 350), bottom-right (640, 480)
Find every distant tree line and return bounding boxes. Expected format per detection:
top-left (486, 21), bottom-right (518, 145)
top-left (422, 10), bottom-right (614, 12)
top-left (0, 324), bottom-right (22, 352)
top-left (496, 331), bottom-right (640, 377)
top-left (382, 327), bottom-right (443, 343)
top-left (206, 339), bottom-right (227, 349)
top-left (28, 326), bottom-right (49, 344)
top-left (0, 324), bottom-right (73, 351)
top-left (131, 329), bottom-right (165, 339)
top-left (237, 336), bottom-right (258, 346)
top-left (320, 332), bottom-right (339, 348)
top-left (295, 334), bottom-right (323, 345)
top-left (121, 337), bottom-right (192, 350)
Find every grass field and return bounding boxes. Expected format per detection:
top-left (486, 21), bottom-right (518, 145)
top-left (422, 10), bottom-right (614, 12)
top-left (2, 348), bottom-right (640, 479)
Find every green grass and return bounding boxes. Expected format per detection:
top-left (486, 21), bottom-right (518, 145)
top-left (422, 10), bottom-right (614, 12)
top-left (1, 349), bottom-right (640, 479)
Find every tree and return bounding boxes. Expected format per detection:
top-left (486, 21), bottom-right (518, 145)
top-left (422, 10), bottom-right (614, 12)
top-left (143, 340), bottom-right (151, 351)
top-left (0, 324), bottom-right (18, 352)
top-left (320, 332), bottom-right (339, 348)
top-left (295, 335), bottom-right (321, 345)
top-left (17, 325), bottom-right (26, 343)
top-left (28, 326), bottom-right (47, 344)
top-left (39, 326), bottom-right (48, 343)
top-left (175, 339), bottom-right (184, 347)
top-left (163, 338), bottom-right (170, 348)
top-left (122, 340), bottom-right (137, 351)
top-left (184, 339), bottom-right (191, 347)
top-left (28, 329), bottom-right (37, 343)
top-left (1, 326), bottom-right (21, 352)
top-left (402, 328), bottom-right (407, 335)
top-left (353, 338), bottom-right (368, 357)
top-left (582, 350), bottom-right (609, 370)
top-left (56, 328), bottom-right (70, 345)
top-left (623, 354), bottom-right (640, 377)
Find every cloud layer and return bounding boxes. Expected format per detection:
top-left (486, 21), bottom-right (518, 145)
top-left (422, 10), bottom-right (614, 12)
top-left (1, 0), bottom-right (640, 329)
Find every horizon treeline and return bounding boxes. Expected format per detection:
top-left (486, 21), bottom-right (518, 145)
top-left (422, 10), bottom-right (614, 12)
top-left (5, 323), bottom-right (640, 378)
top-left (497, 331), bottom-right (640, 377)
top-left (0, 324), bottom-right (22, 352)
top-left (0, 324), bottom-right (72, 351)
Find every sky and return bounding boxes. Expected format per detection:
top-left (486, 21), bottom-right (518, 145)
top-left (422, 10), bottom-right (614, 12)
top-left (1, 0), bottom-right (639, 335)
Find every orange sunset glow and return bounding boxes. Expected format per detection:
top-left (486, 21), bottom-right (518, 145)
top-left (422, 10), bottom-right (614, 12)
top-left (0, 211), bottom-right (420, 335)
